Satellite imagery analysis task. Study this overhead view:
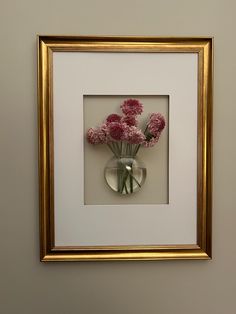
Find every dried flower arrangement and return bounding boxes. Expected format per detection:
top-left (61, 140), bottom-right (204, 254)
top-left (87, 98), bottom-right (165, 194)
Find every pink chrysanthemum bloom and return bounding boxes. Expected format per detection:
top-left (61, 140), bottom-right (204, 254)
top-left (147, 113), bottom-right (165, 137)
top-left (108, 122), bottom-right (127, 141)
top-left (142, 132), bottom-right (161, 148)
top-left (100, 123), bottom-right (110, 143)
top-left (87, 126), bottom-right (107, 144)
top-left (126, 126), bottom-right (145, 144)
top-left (121, 115), bottom-right (138, 127)
top-left (106, 113), bottom-right (122, 124)
top-left (120, 98), bottom-right (143, 116)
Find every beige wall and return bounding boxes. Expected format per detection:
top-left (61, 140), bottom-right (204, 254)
top-left (1, 0), bottom-right (236, 313)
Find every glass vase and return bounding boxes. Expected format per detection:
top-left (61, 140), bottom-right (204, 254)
top-left (104, 155), bottom-right (146, 194)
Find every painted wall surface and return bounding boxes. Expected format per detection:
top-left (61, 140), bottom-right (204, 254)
top-left (1, 0), bottom-right (236, 313)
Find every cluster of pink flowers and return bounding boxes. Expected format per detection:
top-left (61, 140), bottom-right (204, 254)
top-left (143, 113), bottom-right (166, 147)
top-left (147, 113), bottom-right (165, 136)
top-left (87, 98), bottom-right (166, 154)
top-left (121, 115), bottom-right (137, 127)
top-left (87, 124), bottom-right (107, 145)
top-left (120, 98), bottom-right (143, 116)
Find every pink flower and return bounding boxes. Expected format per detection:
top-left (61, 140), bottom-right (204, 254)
top-left (121, 115), bottom-right (138, 126)
top-left (126, 126), bottom-right (145, 144)
top-left (108, 122), bottom-right (127, 141)
top-left (87, 126), bottom-right (107, 144)
top-left (120, 99), bottom-right (143, 116)
top-left (147, 113), bottom-right (165, 137)
top-left (100, 123), bottom-right (110, 141)
top-left (142, 132), bottom-right (161, 147)
top-left (106, 113), bottom-right (122, 123)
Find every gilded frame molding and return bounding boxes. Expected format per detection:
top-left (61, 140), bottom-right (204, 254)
top-left (38, 36), bottom-right (213, 262)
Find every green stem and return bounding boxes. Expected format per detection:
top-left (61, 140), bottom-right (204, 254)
top-left (120, 168), bottom-right (130, 194)
top-left (133, 144), bottom-right (140, 156)
top-left (108, 141), bottom-right (143, 194)
top-left (124, 182), bottom-right (128, 194)
top-left (129, 173), bottom-right (141, 187)
top-left (107, 143), bottom-right (118, 157)
top-left (117, 162), bottom-right (128, 194)
top-left (130, 166), bottom-right (133, 193)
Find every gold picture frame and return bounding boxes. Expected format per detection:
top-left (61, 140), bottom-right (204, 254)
top-left (38, 36), bottom-right (213, 261)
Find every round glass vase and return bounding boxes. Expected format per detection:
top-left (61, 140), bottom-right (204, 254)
top-left (104, 155), bottom-right (146, 195)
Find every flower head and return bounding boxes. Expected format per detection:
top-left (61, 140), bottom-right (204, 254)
top-left (108, 122), bottom-right (127, 141)
top-left (87, 126), bottom-right (107, 144)
top-left (120, 98), bottom-right (143, 116)
top-left (121, 115), bottom-right (138, 127)
top-left (126, 126), bottom-right (145, 144)
top-left (106, 113), bottom-right (122, 124)
top-left (142, 132), bottom-right (161, 147)
top-left (147, 113), bottom-right (165, 137)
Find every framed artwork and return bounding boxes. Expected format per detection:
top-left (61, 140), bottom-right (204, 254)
top-left (38, 36), bottom-right (213, 261)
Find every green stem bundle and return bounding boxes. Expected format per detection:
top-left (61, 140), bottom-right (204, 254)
top-left (107, 142), bottom-right (142, 194)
